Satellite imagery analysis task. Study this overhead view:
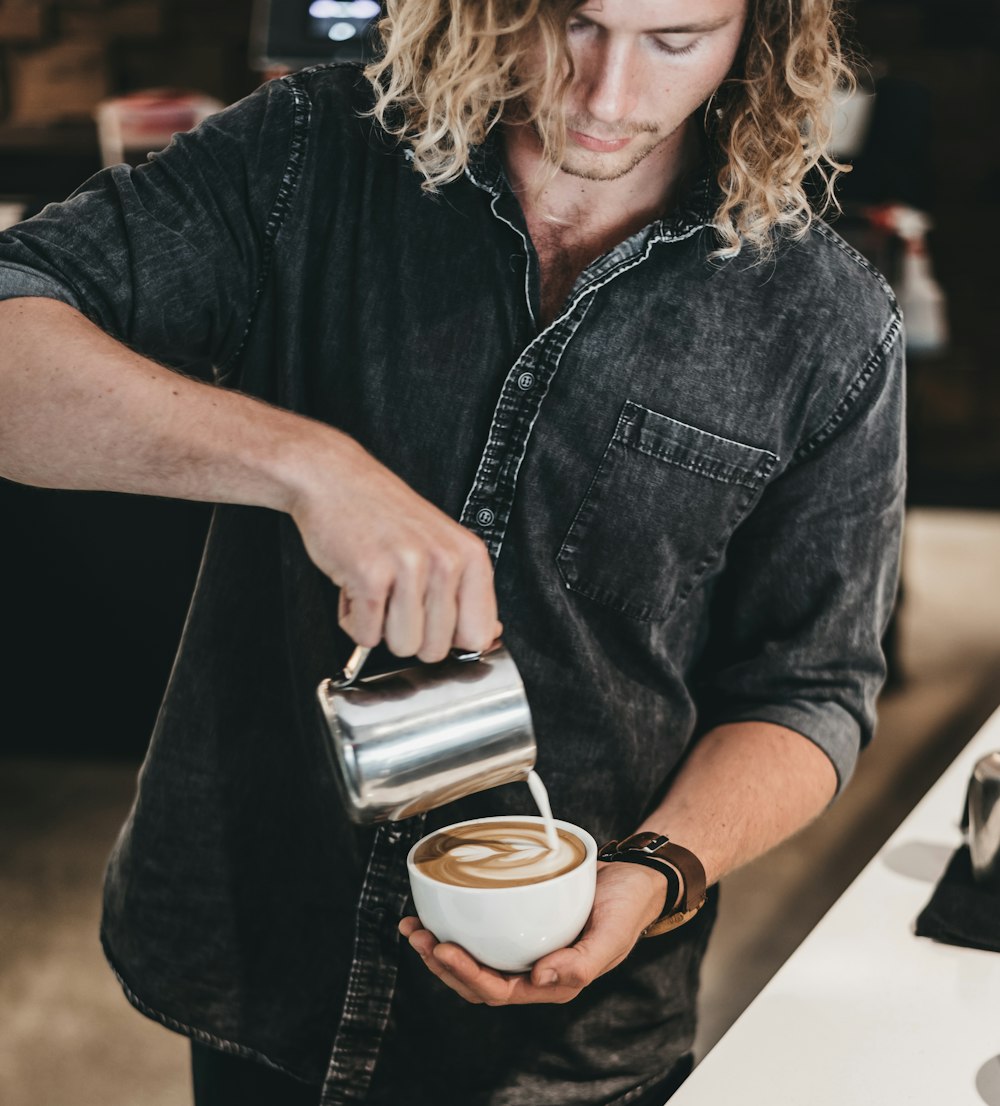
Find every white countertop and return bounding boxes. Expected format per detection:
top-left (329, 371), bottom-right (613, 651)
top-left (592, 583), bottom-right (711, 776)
top-left (672, 702), bottom-right (1000, 1106)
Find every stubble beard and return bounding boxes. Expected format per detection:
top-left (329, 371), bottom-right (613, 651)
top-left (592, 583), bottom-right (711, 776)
top-left (547, 115), bottom-right (668, 182)
top-left (558, 134), bottom-right (667, 181)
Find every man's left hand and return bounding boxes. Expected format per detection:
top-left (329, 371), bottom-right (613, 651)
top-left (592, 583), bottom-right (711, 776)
top-left (398, 861), bottom-right (666, 1005)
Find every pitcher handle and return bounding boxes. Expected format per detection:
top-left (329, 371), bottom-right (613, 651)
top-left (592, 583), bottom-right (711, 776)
top-left (331, 645), bottom-right (372, 689)
top-left (330, 643), bottom-right (485, 690)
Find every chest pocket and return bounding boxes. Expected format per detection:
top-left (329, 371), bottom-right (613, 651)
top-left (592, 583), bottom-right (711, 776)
top-left (556, 401), bottom-right (779, 622)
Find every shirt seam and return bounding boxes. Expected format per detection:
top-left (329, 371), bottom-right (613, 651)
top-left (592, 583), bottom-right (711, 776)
top-left (628, 444), bottom-right (772, 488)
top-left (812, 218), bottom-right (899, 307)
top-left (791, 311), bottom-right (902, 464)
top-left (218, 75), bottom-right (311, 377)
top-left (321, 822), bottom-right (401, 1100)
top-left (101, 932), bottom-right (315, 1084)
top-left (622, 400), bottom-right (779, 463)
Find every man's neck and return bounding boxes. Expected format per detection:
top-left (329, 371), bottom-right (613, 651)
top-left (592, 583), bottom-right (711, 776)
top-left (501, 119), bottom-right (700, 242)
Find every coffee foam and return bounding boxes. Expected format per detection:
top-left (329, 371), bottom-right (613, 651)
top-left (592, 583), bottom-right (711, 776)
top-left (412, 820), bottom-right (586, 888)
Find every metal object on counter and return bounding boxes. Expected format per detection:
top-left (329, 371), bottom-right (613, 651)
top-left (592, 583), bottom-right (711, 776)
top-left (316, 642), bottom-right (536, 824)
top-left (967, 751), bottom-right (1000, 888)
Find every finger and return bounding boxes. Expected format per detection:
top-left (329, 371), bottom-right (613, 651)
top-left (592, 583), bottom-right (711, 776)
top-left (531, 922), bottom-right (632, 991)
top-left (432, 943), bottom-right (588, 1005)
top-left (417, 548), bottom-right (461, 663)
top-left (423, 871), bottom-right (644, 1005)
top-left (400, 920), bottom-right (584, 1006)
top-left (398, 916), bottom-right (422, 939)
top-left (454, 542), bottom-right (498, 653)
top-left (338, 582), bottom-right (387, 649)
top-left (529, 945), bottom-right (601, 992)
top-left (431, 944), bottom-right (577, 1004)
top-left (400, 926), bottom-right (486, 1004)
top-left (483, 621), bottom-right (504, 652)
top-left (429, 943), bottom-right (523, 1003)
top-left (383, 549), bottom-right (428, 657)
top-left (424, 957), bottom-right (487, 1005)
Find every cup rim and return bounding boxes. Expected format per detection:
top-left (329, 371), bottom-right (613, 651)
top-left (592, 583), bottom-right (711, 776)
top-left (406, 815), bottom-right (597, 895)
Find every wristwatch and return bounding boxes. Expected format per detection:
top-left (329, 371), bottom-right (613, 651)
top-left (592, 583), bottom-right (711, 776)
top-left (597, 832), bottom-right (707, 937)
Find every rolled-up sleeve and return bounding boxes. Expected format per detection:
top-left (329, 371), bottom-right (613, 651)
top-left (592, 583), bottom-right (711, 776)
top-left (0, 261), bottom-right (82, 307)
top-left (0, 76), bottom-right (302, 375)
top-left (696, 317), bottom-right (906, 792)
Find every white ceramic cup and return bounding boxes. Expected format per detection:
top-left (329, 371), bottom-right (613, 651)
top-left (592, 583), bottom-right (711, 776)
top-left (407, 815), bottom-right (598, 973)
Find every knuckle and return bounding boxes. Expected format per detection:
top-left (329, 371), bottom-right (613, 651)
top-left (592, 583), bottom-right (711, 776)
top-left (394, 545), bottom-right (429, 578)
top-left (352, 564), bottom-right (391, 598)
top-left (457, 528), bottom-right (488, 562)
top-left (469, 538), bottom-right (493, 570)
top-left (429, 547), bottom-right (462, 583)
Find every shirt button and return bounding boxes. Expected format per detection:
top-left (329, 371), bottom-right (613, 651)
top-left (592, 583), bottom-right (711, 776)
top-left (476, 508), bottom-right (495, 527)
top-left (517, 371), bottom-right (535, 391)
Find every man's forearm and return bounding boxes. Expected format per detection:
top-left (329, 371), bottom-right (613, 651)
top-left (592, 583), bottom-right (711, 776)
top-left (0, 296), bottom-right (346, 510)
top-left (637, 721), bottom-right (839, 889)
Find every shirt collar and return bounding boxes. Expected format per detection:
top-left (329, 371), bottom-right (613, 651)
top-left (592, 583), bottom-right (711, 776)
top-left (464, 129), bottom-right (716, 238)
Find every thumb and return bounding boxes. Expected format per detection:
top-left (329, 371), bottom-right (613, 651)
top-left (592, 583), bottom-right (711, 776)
top-left (530, 927), bottom-right (631, 990)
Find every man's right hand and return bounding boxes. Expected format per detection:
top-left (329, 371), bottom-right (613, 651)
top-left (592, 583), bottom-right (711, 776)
top-left (0, 299), bottom-right (501, 664)
top-left (288, 435), bottom-right (501, 663)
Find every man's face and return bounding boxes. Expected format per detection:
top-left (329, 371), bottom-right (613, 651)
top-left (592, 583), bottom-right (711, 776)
top-left (540, 0), bottom-right (749, 182)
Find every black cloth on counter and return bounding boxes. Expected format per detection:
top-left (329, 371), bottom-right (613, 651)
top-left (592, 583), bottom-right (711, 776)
top-left (915, 845), bottom-right (1000, 953)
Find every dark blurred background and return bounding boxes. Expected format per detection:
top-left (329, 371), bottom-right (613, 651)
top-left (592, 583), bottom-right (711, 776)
top-left (1, 0), bottom-right (998, 759)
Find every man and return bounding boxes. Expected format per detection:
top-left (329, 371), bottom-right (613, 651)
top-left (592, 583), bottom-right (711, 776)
top-left (0, 1), bottom-right (904, 1103)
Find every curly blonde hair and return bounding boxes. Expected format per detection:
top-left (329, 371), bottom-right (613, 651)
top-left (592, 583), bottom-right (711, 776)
top-left (365, 0), bottom-right (854, 257)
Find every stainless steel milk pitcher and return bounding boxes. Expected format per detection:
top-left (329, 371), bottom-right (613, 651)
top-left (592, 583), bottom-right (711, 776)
top-left (316, 642), bottom-right (537, 823)
top-left (968, 751), bottom-right (1000, 888)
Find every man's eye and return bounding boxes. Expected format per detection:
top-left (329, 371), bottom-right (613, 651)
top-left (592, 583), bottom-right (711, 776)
top-left (653, 37), bottom-right (699, 57)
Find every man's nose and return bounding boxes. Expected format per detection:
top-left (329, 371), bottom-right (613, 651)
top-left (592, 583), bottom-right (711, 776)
top-left (579, 39), bottom-right (639, 123)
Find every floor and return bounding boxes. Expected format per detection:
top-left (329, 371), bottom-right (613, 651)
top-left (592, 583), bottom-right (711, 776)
top-left (2, 508), bottom-right (999, 1106)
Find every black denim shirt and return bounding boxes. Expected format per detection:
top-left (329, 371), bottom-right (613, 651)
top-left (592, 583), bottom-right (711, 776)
top-left (0, 66), bottom-right (904, 1105)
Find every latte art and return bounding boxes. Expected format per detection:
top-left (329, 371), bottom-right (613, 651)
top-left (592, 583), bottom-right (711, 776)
top-left (413, 820), bottom-right (587, 888)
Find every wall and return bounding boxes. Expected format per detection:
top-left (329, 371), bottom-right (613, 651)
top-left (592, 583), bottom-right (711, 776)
top-left (849, 0), bottom-right (1000, 506)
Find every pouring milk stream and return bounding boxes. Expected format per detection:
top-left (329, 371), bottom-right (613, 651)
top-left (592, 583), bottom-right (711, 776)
top-left (527, 769), bottom-right (559, 852)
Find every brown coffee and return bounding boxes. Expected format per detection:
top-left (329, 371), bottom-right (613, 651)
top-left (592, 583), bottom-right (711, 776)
top-left (412, 819), bottom-right (586, 888)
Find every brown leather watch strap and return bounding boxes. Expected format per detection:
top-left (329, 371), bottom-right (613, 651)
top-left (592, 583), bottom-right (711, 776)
top-left (639, 839), bottom-right (707, 936)
top-left (598, 832), bottom-right (708, 938)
